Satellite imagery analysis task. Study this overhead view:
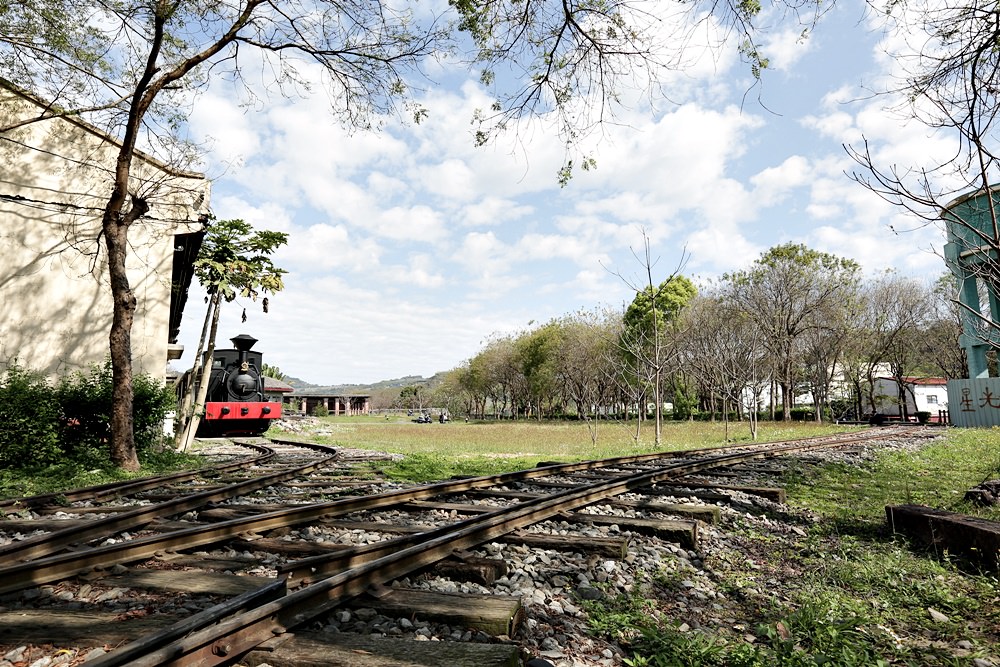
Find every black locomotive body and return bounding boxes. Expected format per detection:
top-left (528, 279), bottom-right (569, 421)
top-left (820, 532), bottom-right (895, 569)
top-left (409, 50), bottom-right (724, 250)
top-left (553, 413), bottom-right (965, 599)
top-left (197, 334), bottom-right (282, 436)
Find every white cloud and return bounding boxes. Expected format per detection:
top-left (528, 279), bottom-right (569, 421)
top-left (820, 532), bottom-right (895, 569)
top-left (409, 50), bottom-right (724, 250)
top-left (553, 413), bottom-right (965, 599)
top-left (175, 2), bottom-right (962, 384)
top-left (751, 155), bottom-right (813, 204)
top-left (459, 197), bottom-right (533, 228)
top-left (684, 222), bottom-right (762, 277)
top-left (372, 205), bottom-right (448, 242)
top-left (279, 223), bottom-right (384, 273)
top-left (760, 27), bottom-right (814, 73)
top-left (211, 196), bottom-right (295, 233)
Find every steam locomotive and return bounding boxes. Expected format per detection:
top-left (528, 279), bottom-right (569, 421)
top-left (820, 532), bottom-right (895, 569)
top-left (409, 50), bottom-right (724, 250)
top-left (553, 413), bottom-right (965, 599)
top-left (195, 333), bottom-right (282, 436)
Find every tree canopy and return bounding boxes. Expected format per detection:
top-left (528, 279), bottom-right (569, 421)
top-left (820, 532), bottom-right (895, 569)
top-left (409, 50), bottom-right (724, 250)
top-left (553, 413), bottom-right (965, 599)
top-left (444, 245), bottom-right (949, 435)
top-left (725, 243), bottom-right (860, 420)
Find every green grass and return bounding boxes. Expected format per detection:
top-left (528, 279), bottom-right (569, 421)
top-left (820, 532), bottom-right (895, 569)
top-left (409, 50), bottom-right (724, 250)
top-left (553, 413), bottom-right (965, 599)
top-left (585, 427), bottom-right (1000, 667)
top-left (0, 448), bottom-right (205, 499)
top-left (784, 427), bottom-right (1000, 524)
top-left (279, 416), bottom-right (856, 480)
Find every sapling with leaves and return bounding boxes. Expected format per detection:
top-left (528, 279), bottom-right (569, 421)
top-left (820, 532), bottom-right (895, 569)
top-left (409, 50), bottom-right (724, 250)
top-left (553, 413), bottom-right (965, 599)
top-left (176, 219), bottom-right (288, 451)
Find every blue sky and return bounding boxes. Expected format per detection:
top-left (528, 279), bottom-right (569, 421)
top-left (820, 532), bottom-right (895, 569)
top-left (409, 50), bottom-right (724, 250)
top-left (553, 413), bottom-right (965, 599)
top-left (179, 0), bottom-right (952, 385)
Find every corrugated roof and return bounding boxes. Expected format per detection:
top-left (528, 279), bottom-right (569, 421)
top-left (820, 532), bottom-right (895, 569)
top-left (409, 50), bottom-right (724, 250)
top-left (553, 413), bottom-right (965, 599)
top-left (264, 376), bottom-right (294, 392)
top-left (877, 376), bottom-right (948, 386)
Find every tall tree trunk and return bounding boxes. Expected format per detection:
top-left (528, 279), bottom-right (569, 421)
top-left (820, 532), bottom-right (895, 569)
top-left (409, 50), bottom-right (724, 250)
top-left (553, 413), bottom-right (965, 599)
top-left (106, 221), bottom-right (139, 471)
top-left (653, 366), bottom-right (662, 447)
top-left (101, 7), bottom-right (165, 470)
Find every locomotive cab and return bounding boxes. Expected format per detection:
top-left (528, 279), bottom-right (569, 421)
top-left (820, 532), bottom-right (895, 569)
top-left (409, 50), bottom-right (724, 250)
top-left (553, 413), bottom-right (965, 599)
top-left (197, 334), bottom-right (283, 436)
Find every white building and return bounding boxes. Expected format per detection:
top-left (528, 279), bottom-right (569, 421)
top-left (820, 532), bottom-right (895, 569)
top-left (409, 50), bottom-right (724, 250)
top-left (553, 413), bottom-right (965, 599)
top-left (0, 80), bottom-right (210, 380)
top-left (871, 377), bottom-right (949, 422)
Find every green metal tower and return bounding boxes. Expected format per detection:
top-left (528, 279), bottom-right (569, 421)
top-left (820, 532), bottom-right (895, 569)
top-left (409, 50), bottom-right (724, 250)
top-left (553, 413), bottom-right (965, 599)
top-left (943, 186), bottom-right (1000, 378)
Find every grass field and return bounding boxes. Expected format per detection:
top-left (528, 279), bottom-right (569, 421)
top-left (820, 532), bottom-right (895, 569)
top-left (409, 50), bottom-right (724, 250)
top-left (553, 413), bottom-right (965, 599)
top-left (276, 416), bottom-right (863, 480)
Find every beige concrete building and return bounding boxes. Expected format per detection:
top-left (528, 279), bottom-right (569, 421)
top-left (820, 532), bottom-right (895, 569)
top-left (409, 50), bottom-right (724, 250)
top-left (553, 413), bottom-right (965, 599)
top-left (0, 80), bottom-right (210, 379)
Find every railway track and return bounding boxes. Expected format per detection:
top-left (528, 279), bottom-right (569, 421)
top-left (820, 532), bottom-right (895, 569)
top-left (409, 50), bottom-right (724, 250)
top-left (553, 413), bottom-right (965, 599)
top-left (0, 426), bottom-right (933, 667)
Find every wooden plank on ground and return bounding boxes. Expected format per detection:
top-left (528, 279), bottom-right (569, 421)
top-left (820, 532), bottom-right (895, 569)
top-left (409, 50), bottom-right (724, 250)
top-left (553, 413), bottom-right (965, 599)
top-left (658, 481), bottom-right (787, 503)
top-left (242, 632), bottom-right (520, 667)
top-left (642, 486), bottom-right (734, 504)
top-left (401, 501), bottom-right (495, 514)
top-left (430, 555), bottom-right (508, 586)
top-left (561, 513), bottom-right (698, 549)
top-left (600, 500), bottom-right (720, 524)
top-left (0, 518), bottom-right (88, 532)
top-left (886, 504), bottom-right (1000, 567)
top-left (103, 569), bottom-right (275, 595)
top-left (227, 537), bottom-right (344, 557)
top-left (0, 610), bottom-right (182, 646)
top-left (350, 588), bottom-right (524, 636)
top-left (501, 532), bottom-right (628, 557)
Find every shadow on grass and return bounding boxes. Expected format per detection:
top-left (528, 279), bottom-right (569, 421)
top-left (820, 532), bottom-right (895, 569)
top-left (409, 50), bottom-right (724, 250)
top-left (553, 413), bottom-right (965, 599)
top-left (813, 516), bottom-right (1000, 577)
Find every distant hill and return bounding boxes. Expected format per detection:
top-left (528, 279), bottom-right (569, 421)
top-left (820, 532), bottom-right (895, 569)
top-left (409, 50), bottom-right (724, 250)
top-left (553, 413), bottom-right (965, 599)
top-left (285, 374), bottom-right (440, 395)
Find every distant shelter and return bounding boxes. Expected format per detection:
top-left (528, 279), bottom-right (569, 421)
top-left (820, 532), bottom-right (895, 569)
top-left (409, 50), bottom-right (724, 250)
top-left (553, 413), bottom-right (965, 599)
top-left (264, 376), bottom-right (294, 401)
top-left (288, 391), bottom-right (370, 416)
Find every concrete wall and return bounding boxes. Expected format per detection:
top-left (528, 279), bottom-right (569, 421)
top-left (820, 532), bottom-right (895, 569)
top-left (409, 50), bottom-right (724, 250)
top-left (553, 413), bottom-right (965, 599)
top-left (0, 83), bottom-right (210, 380)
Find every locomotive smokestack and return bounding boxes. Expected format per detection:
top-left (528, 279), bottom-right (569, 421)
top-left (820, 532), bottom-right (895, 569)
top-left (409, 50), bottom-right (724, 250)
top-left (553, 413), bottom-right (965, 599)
top-left (230, 334), bottom-right (258, 352)
top-left (230, 334), bottom-right (258, 365)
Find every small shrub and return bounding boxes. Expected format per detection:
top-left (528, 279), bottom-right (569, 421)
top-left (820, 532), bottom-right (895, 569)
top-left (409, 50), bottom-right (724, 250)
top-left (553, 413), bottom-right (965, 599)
top-left (312, 404), bottom-right (329, 417)
top-left (790, 407), bottom-right (814, 421)
top-left (0, 360), bottom-right (175, 471)
top-left (55, 363), bottom-right (113, 466)
top-left (0, 363), bottom-right (62, 468)
top-left (56, 360), bottom-right (175, 464)
top-left (132, 370), bottom-right (176, 453)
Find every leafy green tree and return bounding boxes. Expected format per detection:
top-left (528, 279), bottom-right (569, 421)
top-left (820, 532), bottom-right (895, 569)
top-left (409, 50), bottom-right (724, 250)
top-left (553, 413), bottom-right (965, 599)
top-left (260, 364), bottom-right (286, 382)
top-left (917, 274), bottom-right (967, 379)
top-left (726, 243), bottom-right (860, 421)
top-left (0, 0), bottom-right (825, 468)
top-left (620, 274), bottom-right (697, 444)
top-left (399, 385), bottom-right (426, 411)
top-left (554, 309), bottom-right (619, 442)
top-left (431, 368), bottom-right (473, 419)
top-left (515, 322), bottom-right (566, 420)
top-left (467, 335), bottom-right (521, 419)
top-left (177, 219), bottom-right (287, 451)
